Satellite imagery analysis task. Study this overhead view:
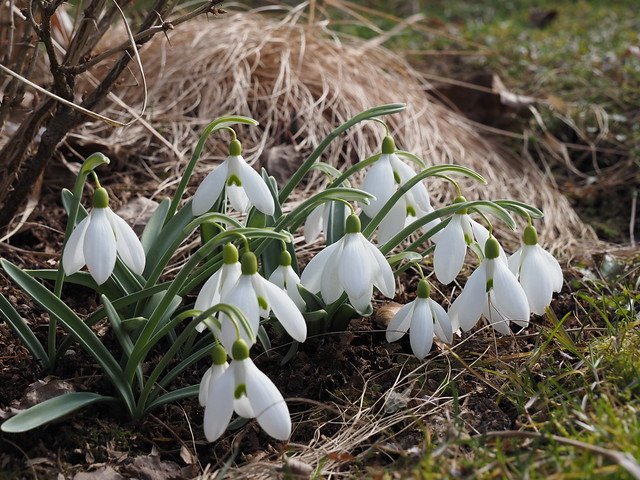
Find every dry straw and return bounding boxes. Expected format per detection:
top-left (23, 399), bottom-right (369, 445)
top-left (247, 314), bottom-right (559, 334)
top-left (78, 2), bottom-right (596, 253)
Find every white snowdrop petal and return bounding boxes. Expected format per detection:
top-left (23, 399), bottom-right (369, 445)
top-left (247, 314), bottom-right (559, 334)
top-left (261, 279), bottom-right (307, 342)
top-left (235, 157), bottom-right (275, 216)
top-left (541, 247), bottom-right (563, 292)
top-left (361, 156), bottom-right (394, 218)
top-left (508, 246), bottom-right (525, 276)
top-left (107, 209), bottom-right (145, 275)
top-left (363, 236), bottom-right (395, 298)
top-left (449, 263), bottom-right (487, 331)
top-left (192, 162), bottom-right (229, 216)
top-left (199, 362), bottom-right (228, 407)
top-left (268, 266), bottom-right (286, 288)
top-left (409, 299), bottom-right (434, 360)
top-left (303, 204), bottom-right (325, 243)
top-left (318, 243), bottom-right (346, 304)
top-left (339, 234), bottom-right (372, 301)
top-left (245, 359), bottom-right (291, 440)
top-left (227, 185), bottom-right (251, 213)
top-left (204, 366), bottom-right (235, 442)
top-left (84, 208), bottom-right (117, 285)
top-left (386, 302), bottom-right (414, 342)
top-left (62, 215), bottom-right (90, 276)
top-left (484, 294), bottom-right (513, 335)
top-left (433, 216), bottom-right (466, 284)
top-left (430, 299), bottom-right (453, 344)
top-left (492, 260), bottom-right (530, 321)
top-left (377, 199), bottom-right (407, 245)
top-left (300, 241), bottom-right (340, 293)
top-left (520, 247), bottom-right (554, 315)
top-left (350, 283), bottom-right (374, 314)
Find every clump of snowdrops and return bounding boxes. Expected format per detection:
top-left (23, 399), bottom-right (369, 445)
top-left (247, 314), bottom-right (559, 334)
top-left (0, 104), bottom-right (561, 442)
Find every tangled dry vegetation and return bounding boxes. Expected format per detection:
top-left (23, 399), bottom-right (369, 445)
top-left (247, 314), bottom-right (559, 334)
top-left (68, 4), bottom-right (596, 253)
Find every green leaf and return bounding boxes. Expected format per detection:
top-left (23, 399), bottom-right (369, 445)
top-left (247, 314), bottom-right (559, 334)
top-left (61, 189), bottom-right (88, 221)
top-left (1, 393), bottom-right (115, 433)
top-left (141, 197), bottom-right (171, 254)
top-left (1, 260), bottom-right (135, 416)
top-left (144, 386), bottom-right (199, 414)
top-left (388, 251), bottom-right (423, 267)
top-left (0, 293), bottom-right (49, 369)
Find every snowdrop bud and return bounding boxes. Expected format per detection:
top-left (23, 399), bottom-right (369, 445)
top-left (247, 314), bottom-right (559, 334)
top-left (222, 242), bottom-right (239, 264)
top-left (232, 338), bottom-right (250, 361)
top-left (93, 187), bottom-right (110, 208)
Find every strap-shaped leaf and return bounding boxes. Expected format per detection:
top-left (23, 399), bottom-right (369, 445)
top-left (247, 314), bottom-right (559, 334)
top-left (1, 392), bottom-right (115, 432)
top-left (141, 197), bottom-right (171, 254)
top-left (1, 259), bottom-right (135, 415)
top-left (0, 293), bottom-right (49, 369)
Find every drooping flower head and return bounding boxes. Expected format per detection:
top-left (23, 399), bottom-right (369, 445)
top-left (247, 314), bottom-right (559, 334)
top-left (508, 224), bottom-right (563, 315)
top-left (432, 197), bottom-right (506, 285)
top-left (62, 187), bottom-right (146, 285)
top-left (211, 251), bottom-right (307, 351)
top-left (199, 344), bottom-right (229, 407)
top-left (386, 279), bottom-right (453, 359)
top-left (268, 250), bottom-right (306, 311)
top-left (360, 136), bottom-right (438, 245)
top-left (448, 237), bottom-right (530, 335)
top-left (203, 339), bottom-right (291, 442)
top-left (192, 138), bottom-right (275, 216)
top-left (301, 214), bottom-right (395, 313)
top-left (195, 243), bottom-right (242, 332)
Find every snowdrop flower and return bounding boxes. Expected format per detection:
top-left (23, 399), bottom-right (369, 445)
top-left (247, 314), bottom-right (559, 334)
top-left (268, 250), bottom-right (305, 311)
top-left (195, 243), bottom-right (242, 332)
top-left (508, 225), bottom-right (563, 315)
top-left (360, 136), bottom-right (438, 244)
top-left (214, 252), bottom-right (307, 351)
top-left (199, 344), bottom-right (229, 406)
top-left (62, 187), bottom-right (145, 285)
top-left (301, 214), bottom-right (395, 313)
top-left (192, 139), bottom-right (274, 216)
top-left (448, 237), bottom-right (530, 335)
top-left (304, 201), bottom-right (349, 243)
top-left (203, 339), bottom-right (291, 442)
top-left (386, 279), bottom-right (453, 359)
top-left (432, 197), bottom-right (506, 285)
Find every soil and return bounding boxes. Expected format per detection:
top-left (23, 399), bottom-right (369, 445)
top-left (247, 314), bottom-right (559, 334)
top-left (0, 175), bottom-right (590, 480)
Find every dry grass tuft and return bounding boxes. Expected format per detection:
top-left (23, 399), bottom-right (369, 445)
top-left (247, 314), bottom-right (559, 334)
top-left (74, 2), bottom-right (596, 254)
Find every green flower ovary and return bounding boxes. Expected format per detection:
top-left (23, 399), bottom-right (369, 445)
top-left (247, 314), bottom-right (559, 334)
top-left (232, 338), bottom-right (250, 360)
top-left (223, 243), bottom-right (239, 264)
top-left (523, 225), bottom-right (539, 246)
top-left (211, 344), bottom-right (228, 365)
top-left (345, 214), bottom-right (361, 234)
top-left (93, 187), bottom-right (110, 208)
top-left (241, 252), bottom-right (258, 275)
